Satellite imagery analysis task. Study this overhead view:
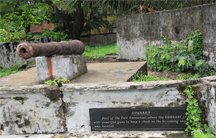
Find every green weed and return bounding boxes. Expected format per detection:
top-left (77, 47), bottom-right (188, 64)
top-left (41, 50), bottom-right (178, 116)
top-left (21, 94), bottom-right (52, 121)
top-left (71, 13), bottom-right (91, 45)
top-left (131, 73), bottom-right (168, 82)
top-left (176, 73), bottom-right (201, 80)
top-left (146, 30), bottom-right (209, 73)
top-left (45, 77), bottom-right (70, 86)
top-left (0, 63), bottom-right (24, 78)
top-left (184, 86), bottom-right (214, 138)
top-left (132, 70), bottom-right (216, 82)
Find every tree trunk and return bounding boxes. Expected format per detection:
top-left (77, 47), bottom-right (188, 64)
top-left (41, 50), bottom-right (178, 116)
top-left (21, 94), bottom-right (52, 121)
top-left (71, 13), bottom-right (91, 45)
top-left (50, 0), bottom-right (84, 40)
top-left (71, 0), bottom-right (84, 40)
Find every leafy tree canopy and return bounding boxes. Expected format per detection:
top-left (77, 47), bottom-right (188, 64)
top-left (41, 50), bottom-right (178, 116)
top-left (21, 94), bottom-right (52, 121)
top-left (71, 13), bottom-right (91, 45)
top-left (1, 0), bottom-right (216, 42)
top-left (0, 0), bottom-right (51, 42)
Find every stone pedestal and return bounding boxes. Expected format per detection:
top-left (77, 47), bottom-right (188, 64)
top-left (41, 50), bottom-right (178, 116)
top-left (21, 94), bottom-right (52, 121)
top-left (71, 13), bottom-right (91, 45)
top-left (35, 55), bottom-right (87, 83)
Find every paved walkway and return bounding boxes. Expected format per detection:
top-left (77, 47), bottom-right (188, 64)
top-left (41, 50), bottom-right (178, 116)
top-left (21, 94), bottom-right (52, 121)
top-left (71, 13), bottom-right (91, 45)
top-left (0, 62), bottom-right (146, 86)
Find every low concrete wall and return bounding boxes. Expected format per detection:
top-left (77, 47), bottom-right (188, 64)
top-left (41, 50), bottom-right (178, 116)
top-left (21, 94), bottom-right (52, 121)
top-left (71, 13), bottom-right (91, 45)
top-left (0, 85), bottom-right (65, 135)
top-left (0, 79), bottom-right (215, 136)
top-left (198, 76), bottom-right (216, 134)
top-left (117, 4), bottom-right (216, 69)
top-left (0, 42), bottom-right (25, 68)
top-left (61, 81), bottom-right (186, 136)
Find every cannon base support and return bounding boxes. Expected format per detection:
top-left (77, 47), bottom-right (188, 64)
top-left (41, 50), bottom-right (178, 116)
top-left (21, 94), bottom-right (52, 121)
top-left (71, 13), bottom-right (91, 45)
top-left (35, 55), bottom-right (87, 83)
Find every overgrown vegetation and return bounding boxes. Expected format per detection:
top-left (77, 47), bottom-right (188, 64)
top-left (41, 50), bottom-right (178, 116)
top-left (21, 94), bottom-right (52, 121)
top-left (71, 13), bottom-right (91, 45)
top-left (0, 1), bottom-right (68, 43)
top-left (45, 77), bottom-right (70, 86)
top-left (3, 0), bottom-right (213, 42)
top-left (84, 44), bottom-right (117, 60)
top-left (132, 73), bottom-right (168, 82)
top-left (29, 30), bottom-right (68, 42)
top-left (0, 63), bottom-right (24, 78)
top-left (131, 30), bottom-right (216, 82)
top-left (131, 71), bottom-right (216, 82)
top-left (132, 68), bottom-right (216, 82)
top-left (146, 30), bottom-right (208, 73)
top-left (184, 85), bottom-right (214, 138)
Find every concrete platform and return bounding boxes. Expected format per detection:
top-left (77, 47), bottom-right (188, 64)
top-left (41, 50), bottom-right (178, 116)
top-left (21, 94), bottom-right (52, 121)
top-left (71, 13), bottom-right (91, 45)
top-left (72, 62), bottom-right (146, 83)
top-left (0, 62), bottom-right (146, 86)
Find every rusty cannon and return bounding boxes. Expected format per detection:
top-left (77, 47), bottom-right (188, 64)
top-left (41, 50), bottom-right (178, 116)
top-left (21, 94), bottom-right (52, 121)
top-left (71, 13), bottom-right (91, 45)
top-left (16, 40), bottom-right (87, 83)
top-left (16, 40), bottom-right (85, 59)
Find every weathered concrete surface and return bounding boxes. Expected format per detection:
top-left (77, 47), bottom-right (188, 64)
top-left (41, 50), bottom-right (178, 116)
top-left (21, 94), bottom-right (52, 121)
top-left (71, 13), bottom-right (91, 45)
top-left (197, 77), bottom-right (216, 135)
top-left (0, 78), bottom-right (216, 136)
top-left (71, 62), bottom-right (146, 83)
top-left (0, 62), bottom-right (146, 86)
top-left (0, 85), bottom-right (66, 135)
top-left (61, 81), bottom-right (186, 136)
top-left (0, 135), bottom-right (55, 138)
top-left (117, 4), bottom-right (216, 68)
top-left (0, 131), bottom-right (184, 138)
top-left (36, 55), bottom-right (87, 83)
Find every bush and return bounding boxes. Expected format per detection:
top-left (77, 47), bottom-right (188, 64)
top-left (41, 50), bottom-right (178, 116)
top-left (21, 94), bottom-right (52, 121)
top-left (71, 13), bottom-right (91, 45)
top-left (31, 30), bottom-right (68, 42)
top-left (184, 86), bottom-right (214, 138)
top-left (146, 30), bottom-right (208, 73)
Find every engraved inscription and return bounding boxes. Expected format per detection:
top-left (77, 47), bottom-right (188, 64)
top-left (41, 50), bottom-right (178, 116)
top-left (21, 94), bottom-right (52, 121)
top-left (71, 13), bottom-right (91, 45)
top-left (89, 107), bottom-right (186, 131)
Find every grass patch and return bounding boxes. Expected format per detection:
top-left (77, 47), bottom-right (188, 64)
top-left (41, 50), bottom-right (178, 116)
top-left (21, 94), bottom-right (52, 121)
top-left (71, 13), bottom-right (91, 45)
top-left (84, 44), bottom-right (117, 60)
top-left (0, 63), bottom-right (23, 78)
top-left (132, 74), bottom-right (168, 82)
top-left (131, 70), bottom-right (216, 82)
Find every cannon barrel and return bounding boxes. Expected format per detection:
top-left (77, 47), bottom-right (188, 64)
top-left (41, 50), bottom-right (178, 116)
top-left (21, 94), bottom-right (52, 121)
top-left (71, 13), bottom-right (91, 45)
top-left (16, 40), bottom-right (85, 59)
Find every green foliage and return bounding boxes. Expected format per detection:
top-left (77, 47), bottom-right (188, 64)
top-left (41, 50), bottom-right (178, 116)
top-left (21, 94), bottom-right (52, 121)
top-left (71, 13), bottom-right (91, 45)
top-left (192, 128), bottom-right (214, 138)
top-left (186, 30), bottom-right (203, 59)
top-left (0, 63), bottom-right (24, 78)
top-left (20, 3), bottom-right (50, 26)
top-left (131, 74), bottom-right (168, 82)
top-left (184, 86), bottom-right (214, 138)
top-left (184, 85), bottom-right (202, 136)
top-left (146, 30), bottom-right (208, 73)
top-left (84, 44), bottom-right (117, 60)
top-left (0, 12), bottom-right (26, 42)
top-left (176, 73), bottom-right (200, 80)
top-left (0, 29), bottom-right (13, 42)
top-left (31, 30), bottom-right (68, 42)
top-left (0, 1), bottom-right (50, 42)
top-left (45, 78), bottom-right (70, 86)
top-left (131, 72), bottom-right (203, 82)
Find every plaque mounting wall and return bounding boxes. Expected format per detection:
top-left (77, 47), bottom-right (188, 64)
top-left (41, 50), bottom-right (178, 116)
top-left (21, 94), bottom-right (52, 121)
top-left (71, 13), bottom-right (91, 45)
top-left (89, 107), bottom-right (186, 131)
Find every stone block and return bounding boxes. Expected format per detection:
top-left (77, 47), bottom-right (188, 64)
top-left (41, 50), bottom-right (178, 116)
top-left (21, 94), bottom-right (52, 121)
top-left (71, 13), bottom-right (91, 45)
top-left (198, 80), bottom-right (216, 135)
top-left (61, 81), bottom-right (186, 136)
top-left (35, 55), bottom-right (87, 83)
top-left (0, 86), bottom-right (65, 134)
